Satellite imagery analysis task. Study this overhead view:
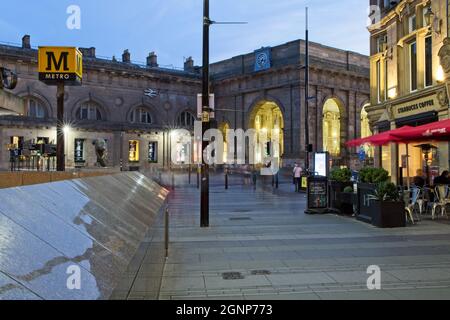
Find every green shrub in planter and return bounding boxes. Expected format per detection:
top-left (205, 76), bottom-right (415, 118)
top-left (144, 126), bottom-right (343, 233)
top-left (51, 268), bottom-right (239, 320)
top-left (330, 167), bottom-right (352, 183)
top-left (359, 167), bottom-right (389, 184)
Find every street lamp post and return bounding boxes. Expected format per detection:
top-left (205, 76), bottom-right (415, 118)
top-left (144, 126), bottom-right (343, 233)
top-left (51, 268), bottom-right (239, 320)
top-left (200, 0), bottom-right (247, 228)
top-left (304, 7), bottom-right (311, 172)
top-left (201, 0), bottom-right (211, 228)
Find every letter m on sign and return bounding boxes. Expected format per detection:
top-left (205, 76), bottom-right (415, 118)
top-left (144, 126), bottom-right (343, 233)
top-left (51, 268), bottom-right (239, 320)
top-left (46, 51), bottom-right (69, 71)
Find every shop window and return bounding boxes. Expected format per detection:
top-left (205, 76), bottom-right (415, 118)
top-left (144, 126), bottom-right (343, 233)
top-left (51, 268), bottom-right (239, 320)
top-left (425, 36), bottom-right (433, 87)
top-left (381, 145), bottom-right (392, 177)
top-left (323, 99), bottom-right (341, 157)
top-left (77, 102), bottom-right (103, 121)
top-left (148, 142), bottom-right (158, 163)
top-left (129, 140), bottom-right (139, 162)
top-left (74, 139), bottom-right (85, 163)
top-left (130, 107), bottom-right (152, 124)
top-left (410, 41), bottom-right (418, 92)
top-left (26, 98), bottom-right (46, 118)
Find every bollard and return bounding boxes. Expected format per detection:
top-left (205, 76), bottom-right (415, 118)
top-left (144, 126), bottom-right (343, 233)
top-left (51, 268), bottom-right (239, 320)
top-left (188, 164), bottom-right (192, 185)
top-left (225, 170), bottom-right (228, 190)
top-left (172, 172), bottom-right (175, 190)
top-left (165, 207), bottom-right (169, 258)
top-left (197, 167), bottom-right (200, 189)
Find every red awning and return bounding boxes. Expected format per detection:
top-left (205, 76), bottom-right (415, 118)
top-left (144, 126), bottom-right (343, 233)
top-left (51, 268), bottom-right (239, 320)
top-left (390, 119), bottom-right (450, 142)
top-left (346, 126), bottom-right (413, 147)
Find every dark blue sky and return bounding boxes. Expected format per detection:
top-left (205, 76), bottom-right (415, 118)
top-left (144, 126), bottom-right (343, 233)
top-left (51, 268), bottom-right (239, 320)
top-left (0, 0), bottom-right (370, 68)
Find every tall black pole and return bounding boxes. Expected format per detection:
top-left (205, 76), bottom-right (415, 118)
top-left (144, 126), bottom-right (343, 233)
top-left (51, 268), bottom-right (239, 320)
top-left (304, 7), bottom-right (310, 172)
top-left (56, 82), bottom-right (65, 171)
top-left (201, 0), bottom-right (210, 228)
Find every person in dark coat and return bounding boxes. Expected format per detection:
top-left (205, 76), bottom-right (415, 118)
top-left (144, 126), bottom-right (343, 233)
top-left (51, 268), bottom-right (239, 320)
top-left (413, 169), bottom-right (426, 188)
top-left (434, 170), bottom-right (450, 186)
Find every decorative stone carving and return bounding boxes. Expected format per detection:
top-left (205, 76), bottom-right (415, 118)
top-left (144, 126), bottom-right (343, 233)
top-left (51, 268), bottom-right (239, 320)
top-left (115, 97), bottom-right (124, 107)
top-left (438, 38), bottom-right (450, 74)
top-left (437, 88), bottom-right (449, 107)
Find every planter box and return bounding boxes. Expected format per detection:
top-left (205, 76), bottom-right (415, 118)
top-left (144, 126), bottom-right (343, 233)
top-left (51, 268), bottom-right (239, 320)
top-left (329, 181), bottom-right (353, 214)
top-left (340, 192), bottom-right (355, 215)
top-left (370, 201), bottom-right (406, 228)
top-left (356, 183), bottom-right (376, 224)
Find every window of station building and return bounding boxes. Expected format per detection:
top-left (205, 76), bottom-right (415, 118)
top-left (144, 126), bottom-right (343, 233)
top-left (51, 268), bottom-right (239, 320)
top-left (177, 111), bottom-right (196, 128)
top-left (410, 41), bottom-right (418, 92)
top-left (77, 102), bottom-right (103, 121)
top-left (74, 139), bottom-right (85, 163)
top-left (408, 14), bottom-right (417, 34)
top-left (148, 141), bottom-right (158, 163)
top-left (425, 36), bottom-right (433, 87)
top-left (26, 98), bottom-right (46, 118)
top-left (322, 99), bottom-right (341, 157)
top-left (129, 140), bottom-right (140, 162)
top-left (376, 60), bottom-right (381, 103)
top-left (130, 107), bottom-right (152, 124)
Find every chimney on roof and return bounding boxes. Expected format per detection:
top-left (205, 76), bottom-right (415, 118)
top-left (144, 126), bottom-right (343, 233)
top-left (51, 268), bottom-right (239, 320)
top-left (79, 47), bottom-right (96, 58)
top-left (22, 35), bottom-right (31, 49)
top-left (147, 52), bottom-right (158, 67)
top-left (122, 49), bottom-right (131, 63)
top-left (184, 56), bottom-right (194, 72)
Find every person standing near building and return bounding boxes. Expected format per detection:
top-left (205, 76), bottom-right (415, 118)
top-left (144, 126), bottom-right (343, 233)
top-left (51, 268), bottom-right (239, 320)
top-left (293, 163), bottom-right (303, 193)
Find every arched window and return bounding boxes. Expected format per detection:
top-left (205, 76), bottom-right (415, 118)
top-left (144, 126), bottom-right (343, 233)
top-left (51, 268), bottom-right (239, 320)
top-left (130, 107), bottom-right (152, 124)
top-left (77, 101), bottom-right (103, 121)
top-left (323, 99), bottom-right (341, 157)
top-left (26, 97), bottom-right (46, 118)
top-left (177, 111), bottom-right (196, 127)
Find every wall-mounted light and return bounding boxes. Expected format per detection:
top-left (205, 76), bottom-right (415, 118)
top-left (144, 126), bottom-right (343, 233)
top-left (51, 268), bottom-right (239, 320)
top-left (63, 125), bottom-right (71, 135)
top-left (424, 6), bottom-right (442, 34)
top-left (437, 64), bottom-right (445, 82)
top-left (388, 87), bottom-right (397, 99)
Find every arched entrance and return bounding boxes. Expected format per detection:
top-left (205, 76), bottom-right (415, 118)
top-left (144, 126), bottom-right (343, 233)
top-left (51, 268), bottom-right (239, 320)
top-left (218, 122), bottom-right (230, 163)
top-left (322, 98), bottom-right (341, 157)
top-left (249, 101), bottom-right (284, 165)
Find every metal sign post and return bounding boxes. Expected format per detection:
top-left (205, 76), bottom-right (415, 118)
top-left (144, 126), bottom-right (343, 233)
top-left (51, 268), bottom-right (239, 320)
top-left (38, 47), bottom-right (83, 171)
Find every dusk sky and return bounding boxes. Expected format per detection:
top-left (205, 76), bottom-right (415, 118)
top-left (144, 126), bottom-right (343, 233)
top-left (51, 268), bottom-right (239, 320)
top-left (0, 0), bottom-right (370, 68)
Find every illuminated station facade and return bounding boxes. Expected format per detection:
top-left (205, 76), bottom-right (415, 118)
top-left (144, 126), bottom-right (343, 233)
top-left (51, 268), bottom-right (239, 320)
top-left (0, 35), bottom-right (369, 171)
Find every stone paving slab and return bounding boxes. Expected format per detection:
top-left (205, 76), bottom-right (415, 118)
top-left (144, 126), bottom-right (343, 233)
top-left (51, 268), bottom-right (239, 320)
top-left (142, 173), bottom-right (450, 300)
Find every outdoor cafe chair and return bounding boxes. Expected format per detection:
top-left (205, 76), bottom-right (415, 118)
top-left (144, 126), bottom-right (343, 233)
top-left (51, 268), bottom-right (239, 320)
top-left (431, 185), bottom-right (450, 220)
top-left (402, 188), bottom-right (415, 225)
top-left (405, 186), bottom-right (423, 223)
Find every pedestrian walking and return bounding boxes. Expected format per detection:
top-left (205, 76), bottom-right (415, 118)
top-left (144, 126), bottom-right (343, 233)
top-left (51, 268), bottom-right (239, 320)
top-left (293, 163), bottom-right (303, 193)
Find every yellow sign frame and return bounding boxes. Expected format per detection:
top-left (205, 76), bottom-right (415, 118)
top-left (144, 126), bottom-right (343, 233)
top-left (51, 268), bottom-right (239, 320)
top-left (38, 47), bottom-right (82, 85)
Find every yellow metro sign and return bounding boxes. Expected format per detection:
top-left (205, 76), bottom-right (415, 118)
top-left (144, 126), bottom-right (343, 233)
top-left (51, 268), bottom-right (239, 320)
top-left (38, 47), bottom-right (82, 85)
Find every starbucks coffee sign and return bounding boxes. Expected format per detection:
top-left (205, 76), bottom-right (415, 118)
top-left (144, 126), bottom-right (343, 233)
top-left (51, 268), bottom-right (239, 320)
top-left (392, 94), bottom-right (439, 118)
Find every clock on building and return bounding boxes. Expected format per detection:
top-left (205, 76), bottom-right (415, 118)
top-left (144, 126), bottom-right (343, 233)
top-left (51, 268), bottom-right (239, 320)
top-left (254, 47), bottom-right (271, 72)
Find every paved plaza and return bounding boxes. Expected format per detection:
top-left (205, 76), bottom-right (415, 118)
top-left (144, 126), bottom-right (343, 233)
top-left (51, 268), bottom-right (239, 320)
top-left (125, 173), bottom-right (450, 300)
